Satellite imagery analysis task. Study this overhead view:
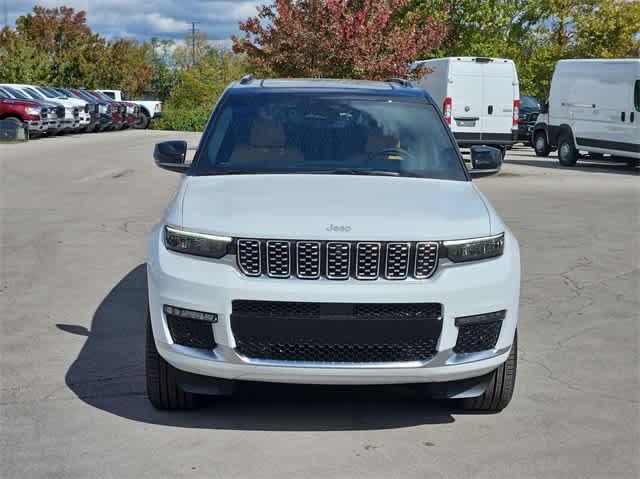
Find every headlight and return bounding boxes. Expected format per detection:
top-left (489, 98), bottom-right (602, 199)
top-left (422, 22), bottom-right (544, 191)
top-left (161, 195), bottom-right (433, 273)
top-left (164, 226), bottom-right (232, 258)
top-left (443, 233), bottom-right (504, 263)
top-left (25, 106), bottom-right (41, 116)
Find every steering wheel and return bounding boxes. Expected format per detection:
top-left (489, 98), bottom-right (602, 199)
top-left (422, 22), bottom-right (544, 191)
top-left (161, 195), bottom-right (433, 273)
top-left (369, 147), bottom-right (417, 163)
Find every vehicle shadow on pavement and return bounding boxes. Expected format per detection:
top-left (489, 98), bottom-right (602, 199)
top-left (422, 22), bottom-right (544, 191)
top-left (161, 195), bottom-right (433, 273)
top-left (60, 264), bottom-right (455, 430)
top-left (504, 157), bottom-right (638, 176)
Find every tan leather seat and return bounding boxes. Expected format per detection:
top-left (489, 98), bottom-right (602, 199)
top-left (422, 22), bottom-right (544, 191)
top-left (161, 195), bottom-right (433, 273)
top-left (349, 127), bottom-right (399, 164)
top-left (229, 119), bottom-right (303, 165)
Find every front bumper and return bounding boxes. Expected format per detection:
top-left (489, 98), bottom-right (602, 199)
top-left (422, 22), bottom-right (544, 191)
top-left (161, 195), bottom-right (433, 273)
top-left (147, 227), bottom-right (520, 385)
top-left (454, 131), bottom-right (518, 147)
top-left (517, 123), bottom-right (535, 141)
top-left (25, 120), bottom-right (48, 132)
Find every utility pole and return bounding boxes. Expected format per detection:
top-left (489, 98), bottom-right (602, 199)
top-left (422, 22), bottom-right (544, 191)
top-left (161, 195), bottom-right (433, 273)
top-left (191, 21), bottom-right (199, 66)
top-left (3, 0), bottom-right (8, 29)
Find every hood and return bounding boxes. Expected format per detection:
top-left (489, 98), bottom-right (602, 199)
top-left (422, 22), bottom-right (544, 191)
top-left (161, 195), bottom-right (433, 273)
top-left (57, 97), bottom-right (86, 108)
top-left (43, 97), bottom-right (78, 108)
top-left (0, 98), bottom-right (41, 108)
top-left (179, 175), bottom-right (491, 241)
top-left (35, 99), bottom-right (62, 109)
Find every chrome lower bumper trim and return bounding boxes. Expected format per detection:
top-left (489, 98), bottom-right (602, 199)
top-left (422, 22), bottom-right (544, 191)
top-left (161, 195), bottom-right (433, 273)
top-left (163, 342), bottom-right (511, 370)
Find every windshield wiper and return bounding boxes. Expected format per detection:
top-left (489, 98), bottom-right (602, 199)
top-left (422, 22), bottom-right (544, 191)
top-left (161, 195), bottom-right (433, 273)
top-left (209, 169), bottom-right (264, 175)
top-left (206, 168), bottom-right (425, 178)
top-left (308, 169), bottom-right (427, 178)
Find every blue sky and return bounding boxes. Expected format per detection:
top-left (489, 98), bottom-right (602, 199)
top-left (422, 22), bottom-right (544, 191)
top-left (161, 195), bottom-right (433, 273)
top-left (5, 1), bottom-right (261, 43)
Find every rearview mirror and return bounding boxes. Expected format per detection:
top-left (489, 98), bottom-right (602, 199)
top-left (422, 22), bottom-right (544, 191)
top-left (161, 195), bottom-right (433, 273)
top-left (540, 101), bottom-right (549, 114)
top-left (469, 145), bottom-right (502, 178)
top-left (154, 140), bottom-right (190, 173)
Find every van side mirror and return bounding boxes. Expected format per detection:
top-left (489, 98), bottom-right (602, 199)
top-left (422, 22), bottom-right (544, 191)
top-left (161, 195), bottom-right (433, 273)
top-left (154, 140), bottom-right (190, 173)
top-left (469, 145), bottom-right (502, 178)
top-left (540, 101), bottom-right (549, 114)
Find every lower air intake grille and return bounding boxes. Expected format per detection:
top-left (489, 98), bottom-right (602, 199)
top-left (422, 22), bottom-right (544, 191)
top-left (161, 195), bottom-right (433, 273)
top-left (454, 321), bottom-right (502, 353)
top-left (235, 338), bottom-right (438, 363)
top-left (231, 300), bottom-right (442, 363)
top-left (166, 314), bottom-right (215, 350)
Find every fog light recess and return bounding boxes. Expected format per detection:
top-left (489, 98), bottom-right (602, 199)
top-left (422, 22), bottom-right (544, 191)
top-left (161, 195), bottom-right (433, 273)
top-left (163, 305), bottom-right (217, 350)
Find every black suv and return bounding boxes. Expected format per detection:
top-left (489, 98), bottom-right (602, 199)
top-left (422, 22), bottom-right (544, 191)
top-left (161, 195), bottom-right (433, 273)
top-left (516, 95), bottom-right (542, 144)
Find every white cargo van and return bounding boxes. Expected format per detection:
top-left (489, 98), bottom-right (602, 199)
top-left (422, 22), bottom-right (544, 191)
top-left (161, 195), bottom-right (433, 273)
top-left (532, 59), bottom-right (640, 166)
top-left (411, 57), bottom-right (520, 153)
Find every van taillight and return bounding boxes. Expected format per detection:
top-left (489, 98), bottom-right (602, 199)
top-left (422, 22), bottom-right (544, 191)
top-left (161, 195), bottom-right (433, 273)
top-left (513, 99), bottom-right (520, 126)
top-left (443, 97), bottom-right (452, 124)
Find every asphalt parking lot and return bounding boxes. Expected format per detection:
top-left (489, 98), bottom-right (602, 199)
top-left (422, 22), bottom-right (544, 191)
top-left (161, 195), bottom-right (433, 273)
top-left (1, 130), bottom-right (638, 478)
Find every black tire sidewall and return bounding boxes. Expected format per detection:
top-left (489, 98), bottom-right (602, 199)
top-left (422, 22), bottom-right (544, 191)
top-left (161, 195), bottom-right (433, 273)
top-left (135, 113), bottom-right (150, 129)
top-left (558, 135), bottom-right (578, 166)
top-left (534, 132), bottom-right (550, 157)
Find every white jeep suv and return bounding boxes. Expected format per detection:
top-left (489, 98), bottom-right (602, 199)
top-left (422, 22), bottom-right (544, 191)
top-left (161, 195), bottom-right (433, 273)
top-left (147, 78), bottom-right (520, 412)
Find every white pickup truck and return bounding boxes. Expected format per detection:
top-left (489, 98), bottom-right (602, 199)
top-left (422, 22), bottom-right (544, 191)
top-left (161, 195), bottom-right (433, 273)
top-left (97, 90), bottom-right (162, 129)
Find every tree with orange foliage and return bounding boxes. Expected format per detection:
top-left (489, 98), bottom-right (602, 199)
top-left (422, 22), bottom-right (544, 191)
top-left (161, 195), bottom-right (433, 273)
top-left (232, 0), bottom-right (449, 80)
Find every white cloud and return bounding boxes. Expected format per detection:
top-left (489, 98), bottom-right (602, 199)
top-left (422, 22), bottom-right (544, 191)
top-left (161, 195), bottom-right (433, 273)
top-left (5, 0), bottom-right (262, 41)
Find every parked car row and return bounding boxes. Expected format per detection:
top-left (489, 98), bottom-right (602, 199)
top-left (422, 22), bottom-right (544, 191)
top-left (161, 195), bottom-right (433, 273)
top-left (0, 84), bottom-right (162, 138)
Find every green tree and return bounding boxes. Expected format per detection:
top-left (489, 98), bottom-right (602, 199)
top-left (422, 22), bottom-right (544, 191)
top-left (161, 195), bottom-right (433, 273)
top-left (0, 27), bottom-right (52, 83)
top-left (167, 48), bottom-right (248, 110)
top-left (1, 6), bottom-right (155, 96)
top-left (409, 0), bottom-right (639, 100)
top-left (147, 38), bottom-right (179, 100)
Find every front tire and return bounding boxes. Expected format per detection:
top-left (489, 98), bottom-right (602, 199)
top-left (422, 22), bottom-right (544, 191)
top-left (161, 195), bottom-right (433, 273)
top-left (558, 134), bottom-right (578, 166)
top-left (134, 112), bottom-right (150, 129)
top-left (460, 331), bottom-right (517, 412)
top-left (533, 131), bottom-right (550, 157)
top-left (146, 311), bottom-right (198, 410)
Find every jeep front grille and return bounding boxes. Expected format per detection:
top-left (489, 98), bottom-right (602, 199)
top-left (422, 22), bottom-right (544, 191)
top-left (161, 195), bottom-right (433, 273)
top-left (236, 239), bottom-right (439, 280)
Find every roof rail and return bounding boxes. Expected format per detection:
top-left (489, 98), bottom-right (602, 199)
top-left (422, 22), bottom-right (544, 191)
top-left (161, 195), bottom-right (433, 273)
top-left (384, 78), bottom-right (412, 88)
top-left (239, 75), bottom-right (256, 85)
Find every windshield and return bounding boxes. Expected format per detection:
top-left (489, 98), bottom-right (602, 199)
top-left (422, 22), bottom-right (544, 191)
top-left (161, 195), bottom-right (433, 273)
top-left (3, 86), bottom-right (30, 100)
top-left (521, 95), bottom-right (540, 109)
top-left (92, 91), bottom-right (112, 102)
top-left (35, 87), bottom-right (57, 98)
top-left (23, 87), bottom-right (46, 100)
top-left (72, 90), bottom-right (95, 102)
top-left (195, 94), bottom-right (466, 181)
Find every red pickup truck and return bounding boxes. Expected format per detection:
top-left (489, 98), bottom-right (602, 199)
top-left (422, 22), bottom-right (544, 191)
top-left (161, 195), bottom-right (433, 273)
top-left (0, 89), bottom-right (49, 136)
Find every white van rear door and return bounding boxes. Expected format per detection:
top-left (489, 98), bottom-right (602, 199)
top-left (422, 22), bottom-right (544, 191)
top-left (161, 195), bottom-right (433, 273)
top-left (450, 60), bottom-right (484, 134)
top-left (482, 61), bottom-right (515, 136)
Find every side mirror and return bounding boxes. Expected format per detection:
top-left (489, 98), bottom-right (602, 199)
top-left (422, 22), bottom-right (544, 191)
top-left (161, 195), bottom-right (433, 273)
top-left (540, 101), bottom-right (549, 114)
top-left (154, 140), bottom-right (190, 173)
top-left (469, 145), bottom-right (502, 178)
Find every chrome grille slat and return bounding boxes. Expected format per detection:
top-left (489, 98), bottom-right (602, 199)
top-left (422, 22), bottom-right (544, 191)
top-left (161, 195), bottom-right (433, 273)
top-left (385, 242), bottom-right (410, 279)
top-left (236, 239), bottom-right (440, 280)
top-left (266, 240), bottom-right (291, 278)
top-left (356, 242), bottom-right (381, 280)
top-left (414, 242), bottom-right (439, 278)
top-left (237, 239), bottom-right (261, 276)
top-left (296, 241), bottom-right (321, 279)
top-left (326, 242), bottom-right (350, 279)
